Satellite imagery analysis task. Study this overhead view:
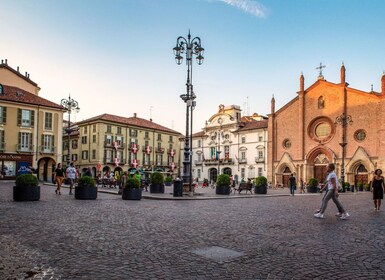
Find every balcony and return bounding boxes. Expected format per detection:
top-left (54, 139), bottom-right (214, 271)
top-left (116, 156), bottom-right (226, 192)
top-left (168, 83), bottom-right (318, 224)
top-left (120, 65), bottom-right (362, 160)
top-left (142, 160), bottom-right (154, 166)
top-left (16, 144), bottom-right (34, 153)
top-left (104, 157), bottom-right (126, 165)
top-left (204, 158), bottom-right (234, 166)
top-left (155, 147), bottom-right (165, 154)
top-left (129, 144), bottom-right (140, 153)
top-left (194, 160), bottom-right (203, 166)
top-left (167, 149), bottom-right (176, 155)
top-left (255, 157), bottom-right (265, 163)
top-left (39, 146), bottom-right (56, 155)
top-left (104, 141), bottom-right (113, 148)
top-left (238, 158), bottom-right (247, 164)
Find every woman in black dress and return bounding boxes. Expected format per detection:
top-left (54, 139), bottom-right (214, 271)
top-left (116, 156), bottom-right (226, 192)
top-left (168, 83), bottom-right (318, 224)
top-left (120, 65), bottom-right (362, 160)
top-left (370, 169), bottom-right (385, 211)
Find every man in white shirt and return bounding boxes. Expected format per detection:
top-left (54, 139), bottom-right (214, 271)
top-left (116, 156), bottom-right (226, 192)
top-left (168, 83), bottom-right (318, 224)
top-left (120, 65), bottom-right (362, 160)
top-left (314, 163), bottom-right (350, 220)
top-left (66, 162), bottom-right (77, 195)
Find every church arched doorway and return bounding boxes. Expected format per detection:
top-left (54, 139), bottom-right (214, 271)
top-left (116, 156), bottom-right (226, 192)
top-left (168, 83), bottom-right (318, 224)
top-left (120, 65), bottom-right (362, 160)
top-left (313, 153), bottom-right (329, 184)
top-left (354, 164), bottom-right (368, 186)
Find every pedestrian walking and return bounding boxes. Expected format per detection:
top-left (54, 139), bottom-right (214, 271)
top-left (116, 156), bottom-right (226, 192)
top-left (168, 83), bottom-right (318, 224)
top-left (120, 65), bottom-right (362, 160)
top-left (314, 163), bottom-right (350, 219)
top-left (369, 169), bottom-right (385, 211)
top-left (119, 171), bottom-right (128, 195)
top-left (84, 167), bottom-right (92, 177)
top-left (66, 162), bottom-right (77, 195)
top-left (299, 178), bottom-right (305, 194)
top-left (54, 163), bottom-right (64, 195)
top-left (314, 183), bottom-right (344, 217)
top-left (289, 173), bottom-right (296, 196)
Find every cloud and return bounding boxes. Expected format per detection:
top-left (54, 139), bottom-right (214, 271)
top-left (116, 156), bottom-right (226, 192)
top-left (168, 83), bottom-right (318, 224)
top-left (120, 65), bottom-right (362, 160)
top-left (219, 0), bottom-right (268, 18)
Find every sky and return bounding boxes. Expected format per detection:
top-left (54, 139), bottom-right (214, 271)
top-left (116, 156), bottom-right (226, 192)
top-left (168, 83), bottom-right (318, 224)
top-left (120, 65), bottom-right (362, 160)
top-left (1, 0), bottom-right (385, 134)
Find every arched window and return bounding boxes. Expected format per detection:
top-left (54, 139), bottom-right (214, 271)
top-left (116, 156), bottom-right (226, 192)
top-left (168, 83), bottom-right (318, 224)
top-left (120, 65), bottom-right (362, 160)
top-left (357, 164), bottom-right (367, 173)
top-left (318, 96), bottom-right (324, 109)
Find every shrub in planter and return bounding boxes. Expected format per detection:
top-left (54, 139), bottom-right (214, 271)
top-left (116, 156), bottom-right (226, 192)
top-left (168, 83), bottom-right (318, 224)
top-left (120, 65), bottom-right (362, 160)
top-left (216, 174), bottom-right (231, 195)
top-left (13, 174), bottom-right (40, 201)
top-left (254, 176), bottom-right (268, 194)
top-left (357, 182), bottom-right (364, 192)
top-left (75, 176), bottom-right (97, 200)
top-left (150, 172), bottom-right (164, 193)
top-left (307, 178), bottom-right (319, 193)
top-left (122, 178), bottom-right (142, 200)
top-left (165, 176), bottom-right (172, 186)
top-left (343, 182), bottom-right (350, 192)
top-left (365, 183), bottom-right (370, 191)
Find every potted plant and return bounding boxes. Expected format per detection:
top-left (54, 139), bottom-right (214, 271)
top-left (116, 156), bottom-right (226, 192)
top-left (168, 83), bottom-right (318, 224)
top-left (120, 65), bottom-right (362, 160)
top-left (122, 178), bottom-right (142, 200)
top-left (254, 176), bottom-right (267, 194)
top-left (357, 182), bottom-right (364, 192)
top-left (75, 176), bottom-right (97, 200)
top-left (13, 174), bottom-right (40, 201)
top-left (365, 183), bottom-right (370, 191)
top-left (307, 178), bottom-right (318, 193)
top-left (164, 176), bottom-right (172, 186)
top-left (150, 171), bottom-right (165, 193)
top-left (215, 174), bottom-right (231, 195)
top-left (343, 182), bottom-right (350, 193)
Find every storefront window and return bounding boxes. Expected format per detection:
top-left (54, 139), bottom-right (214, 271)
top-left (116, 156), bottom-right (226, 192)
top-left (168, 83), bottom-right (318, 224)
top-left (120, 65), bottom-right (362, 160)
top-left (3, 161), bottom-right (16, 176)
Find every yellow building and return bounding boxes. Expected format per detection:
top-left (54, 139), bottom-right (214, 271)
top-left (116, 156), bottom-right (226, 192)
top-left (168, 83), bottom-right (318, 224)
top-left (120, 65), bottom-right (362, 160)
top-left (0, 60), bottom-right (65, 181)
top-left (72, 113), bottom-right (181, 179)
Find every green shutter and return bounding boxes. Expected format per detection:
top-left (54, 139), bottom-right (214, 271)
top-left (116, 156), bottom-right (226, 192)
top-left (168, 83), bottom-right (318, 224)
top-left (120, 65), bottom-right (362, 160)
top-left (41, 134), bottom-right (44, 150)
top-left (18, 132), bottom-right (21, 150)
top-left (17, 109), bottom-right (21, 126)
top-left (2, 107), bottom-right (6, 124)
top-left (30, 110), bottom-right (35, 127)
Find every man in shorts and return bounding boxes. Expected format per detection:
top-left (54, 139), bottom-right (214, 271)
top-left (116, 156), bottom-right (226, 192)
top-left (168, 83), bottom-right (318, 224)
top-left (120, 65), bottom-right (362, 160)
top-left (66, 162), bottom-right (77, 195)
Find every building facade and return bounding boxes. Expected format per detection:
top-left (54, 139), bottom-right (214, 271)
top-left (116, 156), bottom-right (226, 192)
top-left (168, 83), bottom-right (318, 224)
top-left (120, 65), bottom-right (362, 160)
top-left (268, 64), bottom-right (385, 187)
top-left (0, 60), bottom-right (64, 181)
top-left (71, 113), bottom-right (181, 179)
top-left (189, 104), bottom-right (268, 184)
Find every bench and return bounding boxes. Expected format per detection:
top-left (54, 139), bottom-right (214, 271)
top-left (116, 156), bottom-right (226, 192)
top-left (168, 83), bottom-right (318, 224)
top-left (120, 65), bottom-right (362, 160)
top-left (235, 183), bottom-right (253, 194)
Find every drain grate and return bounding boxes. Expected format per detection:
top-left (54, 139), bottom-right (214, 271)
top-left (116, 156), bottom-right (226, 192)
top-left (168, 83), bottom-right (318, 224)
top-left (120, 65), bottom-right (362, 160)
top-left (192, 246), bottom-right (244, 263)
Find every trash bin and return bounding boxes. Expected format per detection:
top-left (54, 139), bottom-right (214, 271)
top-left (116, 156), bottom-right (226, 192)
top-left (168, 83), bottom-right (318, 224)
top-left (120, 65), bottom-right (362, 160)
top-left (173, 179), bottom-right (183, 197)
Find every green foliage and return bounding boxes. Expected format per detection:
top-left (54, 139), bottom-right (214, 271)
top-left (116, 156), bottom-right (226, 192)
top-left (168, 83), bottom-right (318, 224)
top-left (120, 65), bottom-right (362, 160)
top-left (254, 176), bottom-right (267, 187)
top-left (343, 182), bottom-right (350, 189)
top-left (365, 183), bottom-right (370, 191)
top-left (203, 178), bottom-right (209, 183)
top-left (77, 176), bottom-right (96, 187)
top-left (216, 174), bottom-right (230, 186)
top-left (151, 172), bottom-right (164, 185)
top-left (124, 178), bottom-right (140, 189)
top-left (164, 176), bottom-right (172, 183)
top-left (15, 174), bottom-right (38, 187)
top-left (357, 182), bottom-right (364, 188)
top-left (308, 178), bottom-right (318, 187)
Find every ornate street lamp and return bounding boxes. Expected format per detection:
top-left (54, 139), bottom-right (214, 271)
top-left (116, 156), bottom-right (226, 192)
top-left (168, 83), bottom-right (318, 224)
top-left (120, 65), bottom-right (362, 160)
top-left (216, 118), bottom-right (223, 180)
top-left (61, 95), bottom-right (80, 166)
top-left (334, 113), bottom-right (353, 189)
top-left (173, 31), bottom-right (204, 193)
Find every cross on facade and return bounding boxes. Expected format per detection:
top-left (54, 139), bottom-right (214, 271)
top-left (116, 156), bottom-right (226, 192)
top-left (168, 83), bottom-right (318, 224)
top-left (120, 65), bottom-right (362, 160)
top-left (316, 62), bottom-right (326, 77)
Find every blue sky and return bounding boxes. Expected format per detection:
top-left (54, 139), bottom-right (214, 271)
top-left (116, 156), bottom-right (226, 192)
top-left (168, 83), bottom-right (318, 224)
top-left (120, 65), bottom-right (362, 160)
top-left (1, 0), bottom-right (384, 133)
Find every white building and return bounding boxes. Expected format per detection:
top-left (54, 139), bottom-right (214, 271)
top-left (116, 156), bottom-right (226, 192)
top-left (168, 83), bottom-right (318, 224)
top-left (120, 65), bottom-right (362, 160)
top-left (186, 104), bottom-right (268, 184)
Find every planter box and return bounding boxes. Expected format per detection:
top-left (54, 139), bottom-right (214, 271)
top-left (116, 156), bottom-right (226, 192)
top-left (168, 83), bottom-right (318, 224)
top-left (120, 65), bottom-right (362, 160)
top-left (13, 185), bottom-right (40, 201)
top-left (307, 186), bottom-right (318, 193)
top-left (150, 184), bottom-right (165, 193)
top-left (216, 185), bottom-right (231, 195)
top-left (254, 185), bottom-right (267, 194)
top-left (75, 186), bottom-right (97, 200)
top-left (122, 188), bottom-right (142, 200)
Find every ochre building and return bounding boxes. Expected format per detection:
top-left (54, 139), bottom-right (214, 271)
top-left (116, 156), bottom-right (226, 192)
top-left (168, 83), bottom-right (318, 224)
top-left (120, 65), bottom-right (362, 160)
top-left (268, 64), bottom-right (385, 187)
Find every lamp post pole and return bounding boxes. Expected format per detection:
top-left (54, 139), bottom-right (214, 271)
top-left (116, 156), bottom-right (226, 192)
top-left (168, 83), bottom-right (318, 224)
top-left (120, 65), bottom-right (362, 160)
top-left (61, 95), bottom-right (80, 167)
top-left (217, 119), bottom-right (223, 180)
top-left (173, 31), bottom-right (204, 193)
top-left (334, 113), bottom-right (352, 189)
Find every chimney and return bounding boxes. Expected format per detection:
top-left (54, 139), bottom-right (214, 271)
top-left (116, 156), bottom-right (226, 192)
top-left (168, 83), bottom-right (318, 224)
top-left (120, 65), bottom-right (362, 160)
top-left (150, 118), bottom-right (152, 122)
top-left (382, 71), bottom-right (385, 95)
top-left (5, 59), bottom-right (7, 65)
top-left (271, 95), bottom-right (275, 114)
top-left (340, 63), bottom-right (346, 84)
top-left (25, 72), bottom-right (28, 77)
top-left (133, 113), bottom-right (137, 118)
top-left (1, 60), bottom-right (3, 64)
top-left (17, 66), bottom-right (19, 72)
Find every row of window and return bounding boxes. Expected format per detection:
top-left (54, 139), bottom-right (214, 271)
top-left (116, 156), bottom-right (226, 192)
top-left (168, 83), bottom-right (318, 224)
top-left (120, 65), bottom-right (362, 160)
top-left (195, 135), bottom-right (265, 148)
top-left (0, 106), bottom-right (53, 130)
top-left (0, 131), bottom-right (54, 152)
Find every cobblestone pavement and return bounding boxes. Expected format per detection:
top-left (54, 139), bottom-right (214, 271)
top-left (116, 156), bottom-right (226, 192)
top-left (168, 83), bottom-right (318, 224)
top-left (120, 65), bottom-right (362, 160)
top-left (1, 182), bottom-right (384, 280)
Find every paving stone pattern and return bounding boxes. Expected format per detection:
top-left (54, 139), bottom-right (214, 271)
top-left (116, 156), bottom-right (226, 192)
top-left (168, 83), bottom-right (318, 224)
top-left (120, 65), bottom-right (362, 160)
top-left (1, 182), bottom-right (384, 280)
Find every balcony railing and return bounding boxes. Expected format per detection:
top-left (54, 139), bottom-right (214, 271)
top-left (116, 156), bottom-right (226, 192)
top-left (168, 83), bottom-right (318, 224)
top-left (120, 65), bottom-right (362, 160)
top-left (155, 147), bottom-right (165, 153)
top-left (142, 160), bottom-right (154, 166)
top-left (142, 146), bottom-right (152, 154)
top-left (204, 158), bottom-right (234, 165)
top-left (39, 146), bottom-right (56, 154)
top-left (255, 157), bottom-right (265, 163)
top-left (238, 158), bottom-right (247, 164)
top-left (16, 144), bottom-right (34, 153)
top-left (194, 160), bottom-right (203, 166)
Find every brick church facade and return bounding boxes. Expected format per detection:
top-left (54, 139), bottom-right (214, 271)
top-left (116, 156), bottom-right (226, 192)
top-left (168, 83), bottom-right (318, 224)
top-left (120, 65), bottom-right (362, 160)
top-left (268, 64), bottom-right (385, 187)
